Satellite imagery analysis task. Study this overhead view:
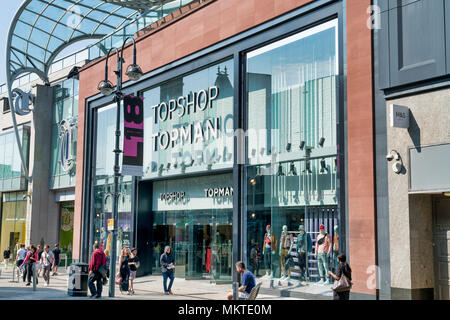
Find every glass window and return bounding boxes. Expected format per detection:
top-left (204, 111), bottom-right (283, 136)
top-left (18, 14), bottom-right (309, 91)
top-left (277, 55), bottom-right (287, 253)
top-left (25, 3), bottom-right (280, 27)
top-left (151, 173), bottom-right (233, 282)
top-left (49, 78), bottom-right (78, 189)
top-left (0, 192), bottom-right (27, 260)
top-left (142, 59), bottom-right (234, 179)
top-left (92, 102), bottom-right (133, 262)
top-left (245, 20), bottom-right (341, 284)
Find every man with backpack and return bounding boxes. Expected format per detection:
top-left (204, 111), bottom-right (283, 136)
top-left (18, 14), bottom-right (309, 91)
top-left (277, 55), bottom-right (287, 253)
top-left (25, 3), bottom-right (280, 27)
top-left (88, 241), bottom-right (106, 298)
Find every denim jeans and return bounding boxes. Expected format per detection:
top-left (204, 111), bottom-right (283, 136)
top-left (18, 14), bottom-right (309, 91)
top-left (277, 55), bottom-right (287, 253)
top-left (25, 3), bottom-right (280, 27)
top-left (317, 253), bottom-right (329, 280)
top-left (163, 271), bottom-right (174, 292)
top-left (88, 271), bottom-right (103, 297)
top-left (263, 250), bottom-right (272, 272)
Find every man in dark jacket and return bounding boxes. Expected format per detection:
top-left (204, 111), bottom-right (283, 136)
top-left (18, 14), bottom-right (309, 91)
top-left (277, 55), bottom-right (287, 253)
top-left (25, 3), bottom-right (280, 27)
top-left (88, 242), bottom-right (106, 298)
top-left (160, 245), bottom-right (175, 295)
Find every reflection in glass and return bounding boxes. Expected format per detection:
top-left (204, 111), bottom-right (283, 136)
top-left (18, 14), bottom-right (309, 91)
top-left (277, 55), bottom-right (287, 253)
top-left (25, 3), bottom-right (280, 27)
top-left (142, 59), bottom-right (234, 179)
top-left (245, 20), bottom-right (341, 284)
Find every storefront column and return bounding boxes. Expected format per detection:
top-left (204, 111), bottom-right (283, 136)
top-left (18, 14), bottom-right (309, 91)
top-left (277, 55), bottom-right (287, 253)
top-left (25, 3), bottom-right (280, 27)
top-left (232, 53), bottom-right (244, 299)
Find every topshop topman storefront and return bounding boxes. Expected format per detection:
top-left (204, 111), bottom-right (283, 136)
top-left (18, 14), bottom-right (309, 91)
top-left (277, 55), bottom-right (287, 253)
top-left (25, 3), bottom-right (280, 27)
top-left (76, 0), bottom-right (378, 298)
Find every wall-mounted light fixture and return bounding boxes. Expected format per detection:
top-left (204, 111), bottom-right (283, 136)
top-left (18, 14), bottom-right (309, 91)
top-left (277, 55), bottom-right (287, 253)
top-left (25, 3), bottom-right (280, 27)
top-left (303, 160), bottom-right (312, 174)
top-left (319, 137), bottom-right (325, 147)
top-left (289, 162), bottom-right (297, 175)
top-left (299, 141), bottom-right (305, 150)
top-left (320, 158), bottom-right (329, 173)
top-left (277, 163), bottom-right (285, 176)
top-left (286, 143), bottom-right (291, 152)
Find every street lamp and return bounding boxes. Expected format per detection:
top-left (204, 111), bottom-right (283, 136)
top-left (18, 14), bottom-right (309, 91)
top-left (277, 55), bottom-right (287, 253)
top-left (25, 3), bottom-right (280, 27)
top-left (98, 36), bottom-right (143, 298)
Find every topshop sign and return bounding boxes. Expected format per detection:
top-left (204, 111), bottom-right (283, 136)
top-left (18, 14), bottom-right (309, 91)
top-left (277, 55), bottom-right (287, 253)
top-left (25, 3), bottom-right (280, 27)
top-left (150, 86), bottom-right (220, 151)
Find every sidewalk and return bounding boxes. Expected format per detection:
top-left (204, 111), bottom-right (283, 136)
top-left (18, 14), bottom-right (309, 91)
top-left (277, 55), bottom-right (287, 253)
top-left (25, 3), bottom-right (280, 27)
top-left (0, 266), bottom-right (300, 300)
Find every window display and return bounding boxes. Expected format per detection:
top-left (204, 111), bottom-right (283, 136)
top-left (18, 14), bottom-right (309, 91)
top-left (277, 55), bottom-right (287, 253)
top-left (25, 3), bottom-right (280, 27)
top-left (142, 59), bottom-right (234, 179)
top-left (245, 19), bottom-right (341, 285)
top-left (92, 102), bottom-right (133, 260)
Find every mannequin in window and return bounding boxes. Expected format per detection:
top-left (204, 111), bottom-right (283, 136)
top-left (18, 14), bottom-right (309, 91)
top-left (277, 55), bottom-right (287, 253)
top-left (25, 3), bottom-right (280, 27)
top-left (262, 225), bottom-right (277, 279)
top-left (333, 225), bottom-right (339, 271)
top-left (284, 224), bottom-right (312, 282)
top-left (100, 227), bottom-right (107, 248)
top-left (294, 224), bottom-right (312, 280)
top-left (279, 225), bottom-right (293, 281)
top-left (315, 224), bottom-right (331, 284)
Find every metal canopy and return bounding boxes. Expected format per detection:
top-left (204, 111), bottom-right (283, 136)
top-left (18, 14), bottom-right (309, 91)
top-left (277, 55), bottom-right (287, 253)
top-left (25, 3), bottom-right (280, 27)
top-left (6, 0), bottom-right (175, 83)
top-left (4, 0), bottom-right (182, 180)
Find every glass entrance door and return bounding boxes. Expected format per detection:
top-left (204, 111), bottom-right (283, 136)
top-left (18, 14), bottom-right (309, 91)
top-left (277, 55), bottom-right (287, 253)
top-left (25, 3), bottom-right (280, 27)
top-left (153, 209), bottom-right (232, 282)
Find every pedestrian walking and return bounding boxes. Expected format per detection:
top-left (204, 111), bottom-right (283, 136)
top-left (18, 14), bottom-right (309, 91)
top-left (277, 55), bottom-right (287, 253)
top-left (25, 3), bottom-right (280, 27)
top-left (160, 245), bottom-right (175, 295)
top-left (21, 245), bottom-right (38, 286)
top-left (128, 248), bottom-right (140, 295)
top-left (40, 245), bottom-right (55, 286)
top-left (36, 245), bottom-right (43, 278)
top-left (118, 247), bottom-right (131, 294)
top-left (88, 242), bottom-right (106, 298)
top-left (15, 244), bottom-right (27, 280)
top-left (328, 253), bottom-right (352, 300)
top-left (51, 244), bottom-right (61, 276)
top-left (3, 247), bottom-right (11, 268)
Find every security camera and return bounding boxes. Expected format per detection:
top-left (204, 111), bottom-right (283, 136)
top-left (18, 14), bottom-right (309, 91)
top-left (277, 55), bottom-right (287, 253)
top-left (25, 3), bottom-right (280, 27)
top-left (386, 150), bottom-right (400, 161)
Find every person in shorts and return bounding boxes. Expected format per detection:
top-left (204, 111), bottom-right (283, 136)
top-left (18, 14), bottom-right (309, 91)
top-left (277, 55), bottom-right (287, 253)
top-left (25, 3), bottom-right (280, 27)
top-left (227, 261), bottom-right (256, 300)
top-left (128, 248), bottom-right (140, 295)
top-left (3, 247), bottom-right (11, 268)
top-left (52, 244), bottom-right (61, 276)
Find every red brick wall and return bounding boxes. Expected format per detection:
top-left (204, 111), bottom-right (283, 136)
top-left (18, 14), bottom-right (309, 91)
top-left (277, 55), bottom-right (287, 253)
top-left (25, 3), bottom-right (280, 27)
top-left (346, 0), bottom-right (376, 296)
top-left (74, 0), bottom-right (377, 298)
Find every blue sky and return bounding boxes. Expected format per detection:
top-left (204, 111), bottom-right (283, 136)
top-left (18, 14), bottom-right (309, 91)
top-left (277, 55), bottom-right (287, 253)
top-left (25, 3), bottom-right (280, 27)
top-left (0, 1), bottom-right (21, 84)
top-left (0, 1), bottom-right (95, 85)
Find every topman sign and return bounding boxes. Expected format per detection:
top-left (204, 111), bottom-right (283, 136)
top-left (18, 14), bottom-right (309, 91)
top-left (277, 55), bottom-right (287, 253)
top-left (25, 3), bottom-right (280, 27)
top-left (150, 86), bottom-right (220, 151)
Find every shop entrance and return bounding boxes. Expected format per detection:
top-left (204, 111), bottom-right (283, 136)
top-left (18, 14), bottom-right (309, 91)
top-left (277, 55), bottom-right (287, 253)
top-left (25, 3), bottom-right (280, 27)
top-left (152, 209), bottom-right (232, 283)
top-left (433, 196), bottom-right (450, 300)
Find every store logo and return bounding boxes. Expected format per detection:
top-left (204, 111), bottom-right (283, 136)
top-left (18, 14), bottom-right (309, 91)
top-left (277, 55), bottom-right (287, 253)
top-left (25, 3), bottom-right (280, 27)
top-left (151, 86), bottom-right (220, 151)
top-left (12, 88), bottom-right (34, 116)
top-left (59, 118), bottom-right (77, 172)
top-left (61, 208), bottom-right (74, 232)
top-left (204, 187), bottom-right (234, 198)
top-left (160, 191), bottom-right (185, 202)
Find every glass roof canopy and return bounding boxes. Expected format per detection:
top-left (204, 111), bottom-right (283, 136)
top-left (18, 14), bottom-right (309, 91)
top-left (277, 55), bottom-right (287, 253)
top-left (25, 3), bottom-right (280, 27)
top-left (5, 0), bottom-right (189, 180)
top-left (6, 0), bottom-right (176, 84)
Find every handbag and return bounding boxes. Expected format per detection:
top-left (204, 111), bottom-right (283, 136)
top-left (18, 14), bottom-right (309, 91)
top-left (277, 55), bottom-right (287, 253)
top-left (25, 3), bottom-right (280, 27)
top-left (98, 264), bottom-right (108, 279)
top-left (115, 272), bottom-right (122, 285)
top-left (331, 273), bottom-right (352, 292)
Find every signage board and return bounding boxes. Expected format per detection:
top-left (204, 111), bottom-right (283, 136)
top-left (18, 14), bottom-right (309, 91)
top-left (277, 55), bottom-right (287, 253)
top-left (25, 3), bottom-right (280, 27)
top-left (390, 104), bottom-right (409, 128)
top-left (122, 95), bottom-right (144, 176)
top-left (107, 219), bottom-right (114, 231)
